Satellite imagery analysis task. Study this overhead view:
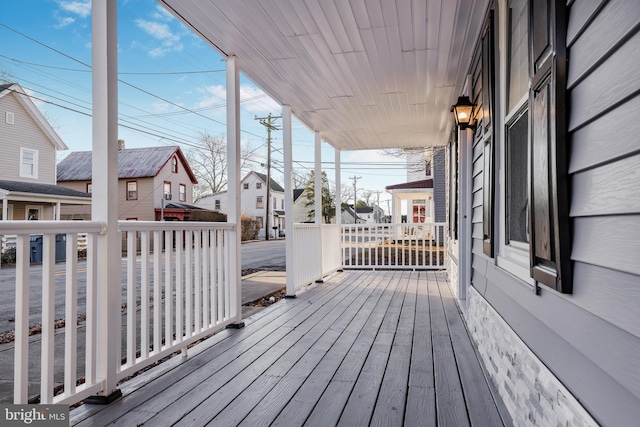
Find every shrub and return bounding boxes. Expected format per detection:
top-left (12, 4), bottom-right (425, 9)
top-left (1, 247), bottom-right (16, 265)
top-left (241, 215), bottom-right (259, 241)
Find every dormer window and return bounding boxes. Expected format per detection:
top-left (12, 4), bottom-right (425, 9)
top-left (171, 156), bottom-right (178, 173)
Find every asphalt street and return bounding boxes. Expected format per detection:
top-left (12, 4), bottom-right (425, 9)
top-left (0, 239), bottom-right (286, 335)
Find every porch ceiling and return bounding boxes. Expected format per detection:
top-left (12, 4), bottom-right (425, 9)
top-left (159, 0), bottom-right (489, 151)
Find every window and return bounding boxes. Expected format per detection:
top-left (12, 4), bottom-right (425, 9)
top-left (6, 111), bottom-right (14, 124)
top-left (127, 181), bottom-right (138, 200)
top-left (281, 199), bottom-right (284, 210)
top-left (0, 205), bottom-right (13, 220)
top-left (273, 196), bottom-right (276, 209)
top-left (164, 182), bottom-right (171, 200)
top-left (86, 182), bottom-right (92, 193)
top-left (412, 200), bottom-right (427, 223)
top-left (20, 148), bottom-right (38, 178)
top-left (256, 216), bottom-right (263, 230)
top-left (505, 108), bottom-right (529, 245)
top-left (171, 156), bottom-right (178, 173)
top-left (256, 182), bottom-right (262, 189)
top-left (26, 205), bottom-right (42, 220)
top-left (256, 196), bottom-right (264, 209)
top-left (179, 184), bottom-right (186, 202)
top-left (243, 183), bottom-right (249, 190)
top-left (215, 199), bottom-right (221, 210)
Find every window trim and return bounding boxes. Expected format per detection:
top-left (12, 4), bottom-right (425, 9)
top-left (179, 183), bottom-right (186, 202)
top-left (256, 182), bottom-right (262, 189)
top-left (25, 205), bottom-right (42, 220)
top-left (19, 147), bottom-right (38, 179)
top-left (256, 196), bottom-right (264, 209)
top-left (163, 181), bottom-right (172, 200)
top-left (214, 199), bottom-right (221, 210)
top-left (126, 180), bottom-right (138, 200)
top-left (243, 183), bottom-right (249, 190)
top-left (86, 182), bottom-right (93, 193)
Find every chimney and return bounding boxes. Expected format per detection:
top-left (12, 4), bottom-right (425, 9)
top-left (117, 139), bottom-right (125, 151)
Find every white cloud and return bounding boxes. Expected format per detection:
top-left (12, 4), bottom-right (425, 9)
top-left (194, 85), bottom-right (227, 109)
top-left (135, 19), bottom-right (184, 57)
top-left (192, 84), bottom-right (281, 116)
top-left (239, 85), bottom-right (281, 114)
top-left (152, 5), bottom-right (175, 22)
top-left (58, 0), bottom-right (91, 18)
top-left (54, 16), bottom-right (75, 29)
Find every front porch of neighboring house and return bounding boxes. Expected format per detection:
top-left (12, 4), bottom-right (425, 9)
top-left (0, 2), bottom-right (506, 426)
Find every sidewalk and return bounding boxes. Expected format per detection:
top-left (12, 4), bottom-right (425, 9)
top-left (0, 271), bottom-right (287, 404)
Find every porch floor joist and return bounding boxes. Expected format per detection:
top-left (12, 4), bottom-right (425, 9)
top-left (71, 270), bottom-right (511, 426)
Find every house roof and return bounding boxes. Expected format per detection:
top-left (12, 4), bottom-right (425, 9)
top-left (355, 206), bottom-right (374, 214)
top-left (293, 188), bottom-right (305, 202)
top-left (0, 179), bottom-right (91, 199)
top-left (0, 83), bottom-right (67, 150)
top-left (251, 172), bottom-right (285, 192)
top-left (57, 146), bottom-right (198, 183)
top-left (163, 201), bottom-right (208, 211)
top-left (386, 179), bottom-right (434, 191)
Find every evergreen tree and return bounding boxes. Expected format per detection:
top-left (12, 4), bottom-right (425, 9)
top-left (304, 170), bottom-right (335, 223)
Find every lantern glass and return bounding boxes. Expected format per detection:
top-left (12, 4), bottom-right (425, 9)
top-left (452, 96), bottom-right (475, 129)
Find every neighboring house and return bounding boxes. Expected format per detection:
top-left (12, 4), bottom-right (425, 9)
top-left (0, 83), bottom-right (91, 225)
top-left (354, 205), bottom-right (384, 224)
top-left (196, 171), bottom-right (285, 238)
top-left (385, 146), bottom-right (445, 224)
top-left (291, 188), bottom-right (311, 223)
top-left (57, 143), bottom-right (199, 221)
top-left (340, 205), bottom-right (358, 225)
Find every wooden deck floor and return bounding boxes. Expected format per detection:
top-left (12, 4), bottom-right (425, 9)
top-left (71, 270), bottom-right (511, 427)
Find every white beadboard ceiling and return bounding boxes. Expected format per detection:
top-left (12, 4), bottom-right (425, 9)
top-left (159, 0), bottom-right (489, 151)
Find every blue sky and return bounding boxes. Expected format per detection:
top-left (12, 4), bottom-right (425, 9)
top-left (0, 0), bottom-right (408, 208)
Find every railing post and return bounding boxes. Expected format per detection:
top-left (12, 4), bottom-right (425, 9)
top-left (86, 0), bottom-right (122, 404)
top-left (226, 55), bottom-right (244, 327)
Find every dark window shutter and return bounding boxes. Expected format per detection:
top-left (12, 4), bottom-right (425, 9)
top-left (481, 11), bottom-right (495, 257)
top-left (528, 0), bottom-right (571, 293)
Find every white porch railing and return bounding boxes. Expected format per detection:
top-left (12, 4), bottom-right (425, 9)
top-left (291, 224), bottom-right (342, 291)
top-left (0, 220), bottom-right (237, 406)
top-left (341, 223), bottom-right (447, 269)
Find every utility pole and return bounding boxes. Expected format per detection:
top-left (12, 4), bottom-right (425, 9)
top-left (375, 190), bottom-right (381, 223)
top-left (255, 114), bottom-right (281, 240)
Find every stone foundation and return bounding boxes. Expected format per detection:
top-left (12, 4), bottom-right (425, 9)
top-left (466, 286), bottom-right (597, 426)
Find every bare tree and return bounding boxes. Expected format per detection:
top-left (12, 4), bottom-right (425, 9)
top-left (187, 132), bottom-right (257, 202)
top-left (380, 146), bottom-right (447, 176)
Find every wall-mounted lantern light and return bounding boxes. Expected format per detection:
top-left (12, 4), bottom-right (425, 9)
top-left (451, 96), bottom-right (476, 130)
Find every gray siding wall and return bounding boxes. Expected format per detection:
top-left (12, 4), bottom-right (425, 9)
top-left (432, 148), bottom-right (446, 223)
top-left (0, 92), bottom-right (57, 184)
top-left (469, 1), bottom-right (640, 426)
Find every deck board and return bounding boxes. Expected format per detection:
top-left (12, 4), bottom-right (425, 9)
top-left (71, 270), bottom-right (511, 427)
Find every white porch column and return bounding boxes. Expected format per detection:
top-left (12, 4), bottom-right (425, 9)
top-left (226, 55), bottom-right (244, 327)
top-left (283, 105), bottom-right (295, 297)
top-left (314, 131), bottom-right (324, 281)
top-left (2, 199), bottom-right (7, 221)
top-left (55, 202), bottom-right (61, 220)
top-left (334, 149), bottom-right (341, 226)
top-left (314, 132), bottom-right (322, 225)
top-left (88, 0), bottom-right (121, 403)
top-left (459, 127), bottom-right (473, 303)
